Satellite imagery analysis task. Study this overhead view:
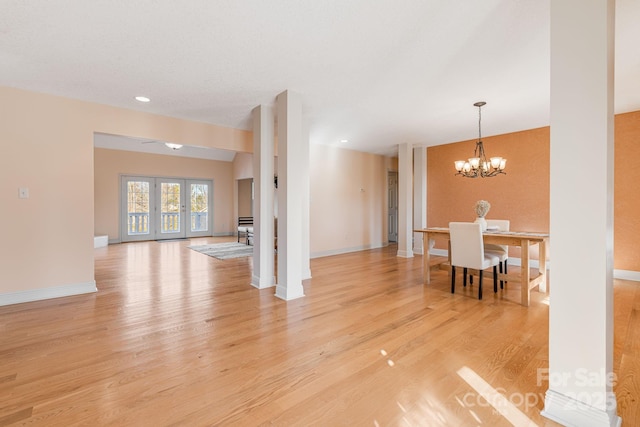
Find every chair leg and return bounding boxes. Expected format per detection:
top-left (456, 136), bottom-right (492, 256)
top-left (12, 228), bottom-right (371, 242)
top-left (493, 265), bottom-right (498, 293)
top-left (499, 261), bottom-right (504, 289)
top-left (469, 274), bottom-right (473, 285)
top-left (478, 270), bottom-right (483, 300)
top-left (451, 266), bottom-right (456, 294)
top-left (463, 268), bottom-right (467, 287)
top-left (504, 259), bottom-right (508, 287)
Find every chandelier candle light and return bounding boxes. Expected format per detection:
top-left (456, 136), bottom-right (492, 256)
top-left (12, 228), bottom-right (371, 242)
top-left (454, 102), bottom-right (506, 178)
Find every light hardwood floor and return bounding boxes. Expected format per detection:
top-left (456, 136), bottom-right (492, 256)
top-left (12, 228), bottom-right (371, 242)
top-left (1, 237), bottom-right (638, 426)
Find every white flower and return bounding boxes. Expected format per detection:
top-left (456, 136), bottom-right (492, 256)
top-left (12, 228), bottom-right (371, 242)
top-left (474, 200), bottom-right (491, 218)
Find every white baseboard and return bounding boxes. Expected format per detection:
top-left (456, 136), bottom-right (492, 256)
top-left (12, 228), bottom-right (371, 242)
top-left (274, 284), bottom-right (305, 301)
top-left (251, 275), bottom-right (275, 289)
top-left (506, 257), bottom-right (547, 270)
top-left (0, 281), bottom-right (98, 307)
top-left (613, 269), bottom-right (640, 282)
top-left (110, 233), bottom-right (233, 244)
top-left (396, 249), bottom-right (414, 258)
top-left (542, 389), bottom-right (621, 427)
top-left (430, 248), bottom-right (448, 257)
top-left (310, 242), bottom-right (387, 259)
top-left (94, 235), bottom-right (108, 248)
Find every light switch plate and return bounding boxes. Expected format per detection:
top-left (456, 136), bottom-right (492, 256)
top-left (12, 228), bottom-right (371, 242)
top-left (19, 187), bottom-right (29, 199)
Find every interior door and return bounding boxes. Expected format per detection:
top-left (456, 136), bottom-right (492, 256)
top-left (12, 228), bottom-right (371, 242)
top-left (156, 178), bottom-right (186, 240)
top-left (388, 171), bottom-right (398, 242)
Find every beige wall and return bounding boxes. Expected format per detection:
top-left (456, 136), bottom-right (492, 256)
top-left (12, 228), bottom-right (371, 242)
top-left (1, 88), bottom-right (95, 294)
top-left (233, 152), bottom-right (253, 180)
top-left (310, 144), bottom-right (396, 257)
top-left (94, 148), bottom-right (235, 240)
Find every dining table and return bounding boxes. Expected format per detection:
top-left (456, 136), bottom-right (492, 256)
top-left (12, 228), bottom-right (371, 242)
top-left (414, 227), bottom-right (550, 307)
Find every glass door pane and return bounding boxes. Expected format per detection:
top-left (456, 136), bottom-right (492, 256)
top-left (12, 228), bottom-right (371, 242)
top-left (186, 180), bottom-right (213, 237)
top-left (157, 179), bottom-right (186, 239)
top-left (121, 176), bottom-right (155, 242)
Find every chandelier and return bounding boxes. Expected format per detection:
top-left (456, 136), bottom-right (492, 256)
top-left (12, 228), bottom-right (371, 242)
top-left (454, 102), bottom-right (506, 178)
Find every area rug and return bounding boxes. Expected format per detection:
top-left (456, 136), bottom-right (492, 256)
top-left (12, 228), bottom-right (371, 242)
top-left (188, 242), bottom-right (253, 260)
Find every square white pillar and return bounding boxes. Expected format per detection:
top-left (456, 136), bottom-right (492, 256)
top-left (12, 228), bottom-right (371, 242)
top-left (301, 118), bottom-right (311, 280)
top-left (251, 105), bottom-right (275, 289)
top-left (397, 143), bottom-right (413, 258)
top-left (274, 90), bottom-right (306, 301)
top-left (543, 0), bottom-right (620, 426)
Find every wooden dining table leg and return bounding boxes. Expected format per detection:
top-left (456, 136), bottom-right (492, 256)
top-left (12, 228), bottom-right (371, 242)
top-left (521, 239), bottom-right (531, 306)
top-left (423, 233), bottom-right (431, 284)
top-left (538, 238), bottom-right (548, 293)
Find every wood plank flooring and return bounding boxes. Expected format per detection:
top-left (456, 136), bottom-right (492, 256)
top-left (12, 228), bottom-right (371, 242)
top-left (0, 237), bottom-right (637, 426)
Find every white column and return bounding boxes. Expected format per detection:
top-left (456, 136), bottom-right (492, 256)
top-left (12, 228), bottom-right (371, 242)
top-left (543, 1), bottom-right (619, 426)
top-left (274, 90), bottom-right (305, 300)
top-left (301, 118), bottom-right (311, 280)
top-left (397, 143), bottom-right (413, 258)
top-left (413, 147), bottom-right (427, 255)
top-left (250, 105), bottom-right (275, 289)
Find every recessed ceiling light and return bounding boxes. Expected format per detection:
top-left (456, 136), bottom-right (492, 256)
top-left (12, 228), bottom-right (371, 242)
top-left (165, 142), bottom-right (183, 150)
top-left (340, 139), bottom-right (349, 143)
top-left (135, 96), bottom-right (151, 103)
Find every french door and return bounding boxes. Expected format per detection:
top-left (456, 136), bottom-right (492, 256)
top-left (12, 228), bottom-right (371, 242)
top-left (121, 176), bottom-right (213, 242)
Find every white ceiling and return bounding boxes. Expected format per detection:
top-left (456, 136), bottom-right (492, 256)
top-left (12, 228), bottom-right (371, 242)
top-left (1, 1), bottom-right (638, 158)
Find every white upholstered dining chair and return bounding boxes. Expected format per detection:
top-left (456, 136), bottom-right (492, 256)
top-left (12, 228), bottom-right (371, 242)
top-left (484, 219), bottom-right (510, 288)
top-left (449, 222), bottom-right (500, 300)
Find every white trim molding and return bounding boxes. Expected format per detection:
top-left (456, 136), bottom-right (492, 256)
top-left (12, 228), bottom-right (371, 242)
top-left (311, 242), bottom-right (388, 259)
top-left (396, 249), bottom-right (414, 258)
top-left (542, 389), bottom-right (621, 427)
top-left (251, 275), bottom-right (275, 289)
top-left (613, 269), bottom-right (640, 282)
top-left (0, 281), bottom-right (98, 307)
top-left (430, 248), bottom-right (448, 257)
top-left (94, 235), bottom-right (108, 248)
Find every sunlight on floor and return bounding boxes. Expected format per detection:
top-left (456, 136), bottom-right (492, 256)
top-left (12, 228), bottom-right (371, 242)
top-left (397, 394), bottom-right (454, 426)
top-left (457, 366), bottom-right (539, 426)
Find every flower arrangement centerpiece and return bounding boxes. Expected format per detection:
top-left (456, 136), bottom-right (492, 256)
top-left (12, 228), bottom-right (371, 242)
top-left (474, 200), bottom-right (491, 231)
